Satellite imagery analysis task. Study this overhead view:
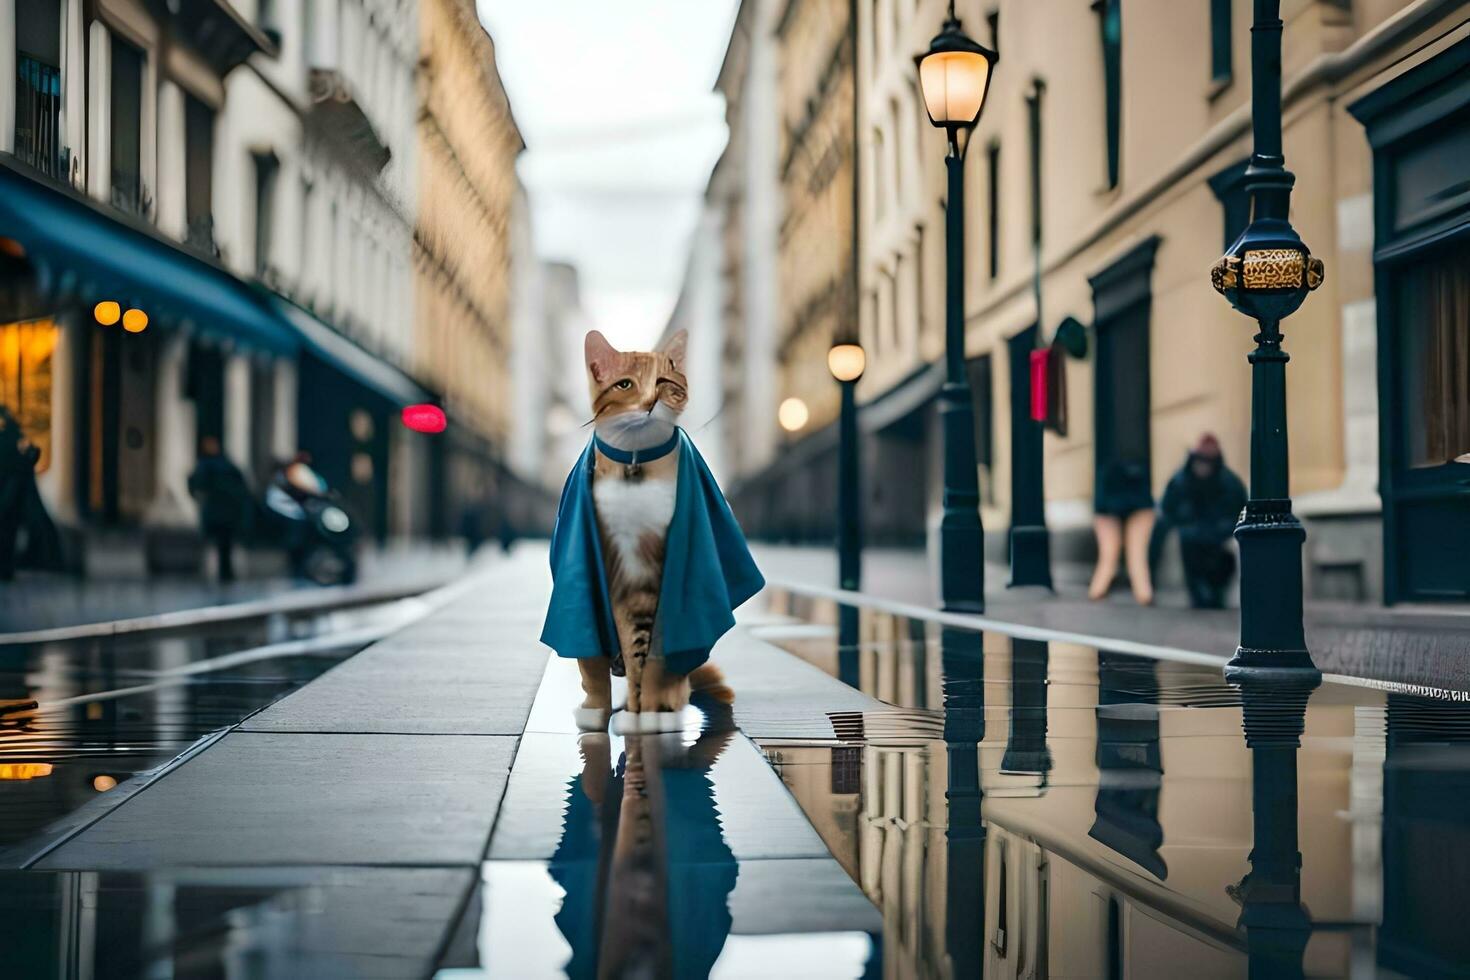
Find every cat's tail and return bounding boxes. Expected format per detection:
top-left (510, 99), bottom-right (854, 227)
top-left (689, 663), bottom-right (735, 705)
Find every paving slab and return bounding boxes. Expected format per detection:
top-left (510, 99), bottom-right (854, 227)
top-left (1, 865), bottom-right (473, 979)
top-left (242, 640), bottom-right (547, 736)
top-left (717, 629), bottom-right (890, 740)
top-left (39, 732), bottom-right (517, 869)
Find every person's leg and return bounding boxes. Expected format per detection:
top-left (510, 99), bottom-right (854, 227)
top-left (217, 527), bottom-right (235, 582)
top-left (1089, 515), bottom-right (1123, 600)
top-left (1179, 537), bottom-right (1217, 608)
top-left (1124, 509), bottom-right (1156, 605)
top-left (0, 508), bottom-right (17, 580)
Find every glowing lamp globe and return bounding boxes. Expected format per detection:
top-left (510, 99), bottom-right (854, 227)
top-left (778, 397), bottom-right (809, 433)
top-left (402, 404), bottom-right (447, 434)
top-left (915, 17), bottom-right (998, 132)
top-left (828, 343), bottom-right (866, 383)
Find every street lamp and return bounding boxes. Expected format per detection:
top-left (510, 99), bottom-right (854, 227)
top-left (1209, 0), bottom-right (1324, 677)
top-left (829, 340), bottom-right (865, 682)
top-left (916, 7), bottom-right (997, 613)
top-left (828, 341), bottom-right (865, 594)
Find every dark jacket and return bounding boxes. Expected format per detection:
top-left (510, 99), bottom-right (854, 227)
top-left (1158, 452), bottom-right (1247, 546)
top-left (188, 454), bottom-right (253, 533)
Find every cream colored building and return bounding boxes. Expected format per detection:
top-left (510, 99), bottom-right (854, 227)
top-left (727, 0), bottom-right (1470, 604)
top-left (413, 0), bottom-right (531, 533)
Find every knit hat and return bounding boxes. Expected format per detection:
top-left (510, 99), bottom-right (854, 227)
top-left (1192, 433), bottom-right (1222, 459)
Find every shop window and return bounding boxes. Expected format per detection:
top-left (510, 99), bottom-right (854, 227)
top-left (109, 36), bottom-right (144, 213)
top-left (0, 318), bottom-right (58, 472)
top-left (15, 0), bottom-right (62, 179)
top-left (1398, 242), bottom-right (1470, 469)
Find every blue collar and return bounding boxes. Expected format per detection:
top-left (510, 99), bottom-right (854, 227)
top-left (593, 429), bottom-right (680, 465)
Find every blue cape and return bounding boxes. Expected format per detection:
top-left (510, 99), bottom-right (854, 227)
top-left (540, 430), bottom-right (764, 675)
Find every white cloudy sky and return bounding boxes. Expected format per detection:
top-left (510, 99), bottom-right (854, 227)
top-left (477, 0), bottom-right (740, 351)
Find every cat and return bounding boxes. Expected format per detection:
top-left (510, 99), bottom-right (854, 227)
top-left (577, 329), bottom-right (735, 734)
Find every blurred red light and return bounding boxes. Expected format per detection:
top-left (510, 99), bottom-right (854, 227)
top-left (402, 404), bottom-right (446, 433)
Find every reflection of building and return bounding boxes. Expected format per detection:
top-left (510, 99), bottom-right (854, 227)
top-left (719, 1), bottom-right (1468, 606)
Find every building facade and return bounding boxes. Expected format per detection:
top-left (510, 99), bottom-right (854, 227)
top-left (720, 0), bottom-right (1469, 605)
top-left (0, 0), bottom-right (534, 576)
top-left (414, 0), bottom-right (542, 538)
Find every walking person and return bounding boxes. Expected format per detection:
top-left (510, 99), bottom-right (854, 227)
top-left (188, 436), bottom-right (252, 583)
top-left (0, 410), bottom-right (28, 581)
top-left (1157, 433), bottom-right (1247, 609)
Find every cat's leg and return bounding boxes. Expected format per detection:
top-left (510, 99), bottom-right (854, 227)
top-left (639, 661), bottom-right (688, 733)
top-left (610, 592), bottom-right (657, 735)
top-left (574, 655), bottom-right (613, 731)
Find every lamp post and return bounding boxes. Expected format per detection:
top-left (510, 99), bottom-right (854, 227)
top-left (916, 7), bottom-right (997, 614)
top-left (1209, 0), bottom-right (1324, 677)
top-left (829, 342), bottom-right (866, 593)
top-left (830, 341), bottom-right (865, 684)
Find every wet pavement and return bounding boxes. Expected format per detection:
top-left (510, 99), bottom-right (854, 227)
top-left (2, 548), bottom-right (1469, 977)
top-left (0, 598), bottom-right (431, 863)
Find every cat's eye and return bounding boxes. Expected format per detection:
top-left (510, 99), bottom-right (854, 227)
top-left (614, 379), bottom-right (634, 390)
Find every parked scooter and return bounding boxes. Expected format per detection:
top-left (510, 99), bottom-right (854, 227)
top-left (263, 457), bottom-right (359, 586)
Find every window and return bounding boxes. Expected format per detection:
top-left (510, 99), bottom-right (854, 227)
top-left (252, 152), bottom-right (279, 276)
top-left (872, 128), bottom-right (886, 219)
top-left (1207, 158), bottom-right (1250, 249)
top-left (1399, 242), bottom-right (1470, 469)
top-left (1210, 0), bottom-right (1233, 85)
top-left (1027, 84), bottom-right (1043, 255)
top-left (15, 0), bottom-right (62, 178)
top-left (987, 140), bottom-right (1001, 280)
top-left (0, 317), bottom-right (59, 473)
top-left (184, 96), bottom-right (215, 253)
top-left (109, 36), bottom-right (145, 213)
top-left (1092, 0), bottom-right (1121, 189)
top-left (967, 354), bottom-right (994, 504)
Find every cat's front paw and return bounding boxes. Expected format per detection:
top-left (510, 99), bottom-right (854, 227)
top-left (573, 706), bottom-right (611, 732)
top-left (611, 711), bottom-right (639, 736)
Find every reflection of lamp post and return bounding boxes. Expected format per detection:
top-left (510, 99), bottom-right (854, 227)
top-left (940, 625), bottom-right (986, 977)
top-left (1210, 0), bottom-right (1324, 677)
top-left (916, 6), bottom-right (997, 614)
top-left (1231, 671), bottom-right (1320, 979)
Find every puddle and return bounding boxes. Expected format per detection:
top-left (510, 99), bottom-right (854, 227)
top-left (752, 591), bottom-right (1470, 978)
top-left (0, 602), bottom-right (409, 855)
top-left (437, 695), bottom-right (881, 979)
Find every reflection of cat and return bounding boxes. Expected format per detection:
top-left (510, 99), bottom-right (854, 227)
top-left (562, 330), bottom-right (748, 735)
top-left (550, 700), bottom-right (739, 979)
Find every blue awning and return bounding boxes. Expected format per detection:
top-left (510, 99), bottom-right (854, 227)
top-left (271, 294), bottom-right (432, 407)
top-left (0, 160), bottom-right (297, 354)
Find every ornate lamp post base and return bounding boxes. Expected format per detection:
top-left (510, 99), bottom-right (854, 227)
top-left (938, 380), bottom-right (986, 613)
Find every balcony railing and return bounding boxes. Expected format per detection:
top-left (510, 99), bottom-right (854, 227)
top-left (15, 55), bottom-right (62, 179)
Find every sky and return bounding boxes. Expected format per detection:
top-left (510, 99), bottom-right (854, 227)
top-left (477, 0), bottom-right (740, 351)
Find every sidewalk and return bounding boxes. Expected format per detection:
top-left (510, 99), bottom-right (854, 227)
top-left (754, 544), bottom-right (1470, 692)
top-left (7, 548), bottom-right (881, 977)
top-left (0, 541), bottom-right (471, 635)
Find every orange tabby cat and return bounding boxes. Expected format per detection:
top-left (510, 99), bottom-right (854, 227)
top-left (577, 330), bottom-right (732, 734)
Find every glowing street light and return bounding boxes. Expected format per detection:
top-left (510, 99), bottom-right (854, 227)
top-left (778, 397), bottom-right (809, 433)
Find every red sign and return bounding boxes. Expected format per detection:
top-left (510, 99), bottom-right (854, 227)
top-left (401, 404), bottom-right (446, 434)
top-left (1029, 348), bottom-right (1052, 423)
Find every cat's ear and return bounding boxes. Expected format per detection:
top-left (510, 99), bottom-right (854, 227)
top-left (659, 329), bottom-right (688, 371)
top-left (585, 330), bottom-right (619, 384)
